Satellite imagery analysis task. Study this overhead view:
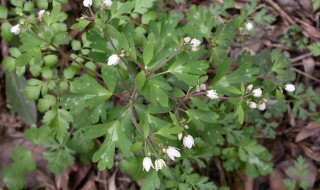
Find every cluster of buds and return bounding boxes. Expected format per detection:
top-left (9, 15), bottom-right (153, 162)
top-left (247, 99), bottom-right (267, 111)
top-left (143, 125), bottom-right (195, 172)
top-left (184, 37), bottom-right (201, 52)
top-left (196, 84), bottom-right (206, 92)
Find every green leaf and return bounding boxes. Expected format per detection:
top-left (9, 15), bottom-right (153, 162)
top-left (61, 75), bottom-right (112, 114)
top-left (236, 105), bottom-right (244, 124)
top-left (309, 42), bottom-right (320, 56)
top-left (133, 0), bottom-right (156, 14)
top-left (135, 71), bottom-right (146, 90)
top-left (143, 40), bottom-right (154, 65)
top-left (169, 60), bottom-right (209, 86)
top-left (2, 146), bottom-right (36, 190)
top-left (141, 171), bottom-right (160, 190)
top-left (71, 40), bottom-right (81, 51)
top-left (92, 121), bottom-right (132, 170)
top-left (1, 22), bottom-right (14, 42)
top-left (155, 124), bottom-right (183, 140)
top-left (43, 109), bottom-right (73, 143)
top-left (38, 94), bottom-right (56, 113)
top-left (186, 109), bottom-right (219, 123)
top-left (71, 18), bottom-right (90, 30)
top-left (6, 74), bottom-right (37, 126)
top-left (43, 149), bottom-right (74, 174)
top-left (190, 97), bottom-right (209, 111)
top-left (53, 32), bottom-right (71, 45)
top-left (25, 79), bottom-right (43, 100)
top-left (111, 1), bottom-right (135, 19)
top-left (25, 126), bottom-right (52, 145)
top-left (84, 121), bottom-right (118, 139)
top-left (0, 5), bottom-right (8, 19)
top-left (2, 56), bottom-right (15, 72)
top-left (101, 65), bottom-right (118, 92)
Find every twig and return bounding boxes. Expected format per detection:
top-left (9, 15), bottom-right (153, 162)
top-left (265, 0), bottom-right (295, 25)
top-left (291, 52), bottom-right (313, 63)
top-left (292, 67), bottom-right (320, 83)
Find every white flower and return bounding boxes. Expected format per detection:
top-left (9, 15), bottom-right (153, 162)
top-left (10, 24), bottom-right (20, 35)
top-left (285, 84), bottom-right (295, 92)
top-left (247, 102), bottom-right (257, 109)
top-left (38, 10), bottom-right (50, 21)
top-left (183, 135), bottom-right (194, 149)
top-left (103, 0), bottom-right (112, 8)
top-left (258, 102), bottom-right (266, 111)
top-left (178, 133), bottom-right (183, 141)
top-left (166, 146), bottom-right (181, 161)
top-left (107, 54), bottom-right (120, 66)
top-left (190, 38), bottom-right (201, 51)
top-left (83, 0), bottom-right (92, 7)
top-left (245, 22), bottom-right (254, 31)
top-left (184, 37), bottom-right (191, 43)
top-left (252, 88), bottom-right (262, 97)
top-left (143, 157), bottom-right (154, 172)
top-left (155, 159), bottom-right (166, 171)
top-left (206, 90), bottom-right (219, 99)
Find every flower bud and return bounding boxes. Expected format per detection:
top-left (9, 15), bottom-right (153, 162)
top-left (184, 37), bottom-right (191, 43)
top-left (245, 22), bottom-right (254, 31)
top-left (107, 54), bottom-right (120, 66)
top-left (83, 0), bottom-right (92, 7)
top-left (143, 157), bottom-right (154, 172)
top-left (155, 159), bottom-right (166, 171)
top-left (166, 146), bottom-right (181, 161)
top-left (246, 84), bottom-right (253, 91)
top-left (247, 101), bottom-right (257, 109)
top-left (103, 0), bottom-right (113, 8)
top-left (252, 88), bottom-right (262, 97)
top-left (10, 24), bottom-right (21, 35)
top-left (258, 102), bottom-right (266, 111)
top-left (284, 84), bottom-right (295, 92)
top-left (183, 135), bottom-right (195, 149)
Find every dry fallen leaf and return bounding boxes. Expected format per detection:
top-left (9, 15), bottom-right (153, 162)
top-left (295, 122), bottom-right (320, 142)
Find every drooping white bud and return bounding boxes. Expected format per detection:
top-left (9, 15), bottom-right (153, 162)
top-left (83, 0), bottom-right (92, 7)
top-left (245, 22), bottom-right (254, 31)
top-left (183, 135), bottom-right (195, 149)
top-left (103, 0), bottom-right (113, 8)
top-left (247, 101), bottom-right (257, 109)
top-left (107, 54), bottom-right (120, 66)
top-left (154, 159), bottom-right (166, 171)
top-left (166, 146), bottom-right (181, 161)
top-left (10, 24), bottom-right (21, 35)
top-left (284, 84), bottom-right (295, 92)
top-left (258, 102), bottom-right (266, 111)
top-left (190, 38), bottom-right (201, 52)
top-left (143, 157), bottom-right (154, 172)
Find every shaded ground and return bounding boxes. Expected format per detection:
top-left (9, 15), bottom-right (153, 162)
top-left (1, 0), bottom-right (320, 189)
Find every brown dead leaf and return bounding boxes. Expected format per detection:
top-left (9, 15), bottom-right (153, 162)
top-left (295, 122), bottom-right (320, 142)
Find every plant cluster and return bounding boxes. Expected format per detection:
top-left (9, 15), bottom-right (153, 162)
top-left (1, 0), bottom-right (313, 189)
